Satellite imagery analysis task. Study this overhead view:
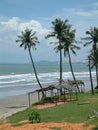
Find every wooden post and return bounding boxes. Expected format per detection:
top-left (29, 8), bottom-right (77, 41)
top-left (57, 89), bottom-right (59, 101)
top-left (64, 89), bottom-right (66, 103)
top-left (55, 93), bottom-right (57, 106)
top-left (76, 91), bottom-right (78, 100)
top-left (28, 93), bottom-right (30, 107)
top-left (51, 89), bottom-right (53, 97)
top-left (38, 92), bottom-right (40, 102)
top-left (69, 91), bottom-right (71, 101)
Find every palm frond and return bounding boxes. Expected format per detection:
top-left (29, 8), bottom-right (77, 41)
top-left (71, 44), bottom-right (80, 50)
top-left (83, 41), bottom-right (92, 46)
top-left (16, 39), bottom-right (20, 43)
top-left (50, 41), bottom-right (58, 45)
top-left (20, 43), bottom-right (24, 47)
top-left (71, 48), bottom-right (76, 55)
top-left (81, 37), bottom-right (92, 41)
top-left (91, 63), bottom-right (95, 69)
top-left (45, 33), bottom-right (55, 39)
top-left (54, 46), bottom-right (59, 53)
top-left (24, 44), bottom-right (27, 50)
top-left (16, 28), bottom-right (39, 51)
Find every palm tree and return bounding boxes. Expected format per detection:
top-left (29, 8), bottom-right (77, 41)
top-left (89, 47), bottom-right (98, 92)
top-left (88, 56), bottom-right (94, 95)
top-left (61, 27), bottom-right (80, 92)
top-left (89, 48), bottom-right (98, 69)
top-left (83, 27), bottom-right (98, 92)
top-left (45, 18), bottom-right (70, 84)
top-left (16, 28), bottom-right (45, 96)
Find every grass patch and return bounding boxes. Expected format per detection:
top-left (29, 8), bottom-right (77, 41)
top-left (6, 92), bottom-right (98, 126)
top-left (51, 127), bottom-right (61, 130)
top-left (11, 121), bottom-right (29, 127)
top-left (0, 118), bottom-right (7, 125)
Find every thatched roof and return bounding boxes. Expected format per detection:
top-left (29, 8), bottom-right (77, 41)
top-left (68, 80), bottom-right (85, 86)
top-left (55, 82), bottom-right (77, 91)
top-left (28, 81), bottom-right (78, 95)
top-left (28, 85), bottom-right (55, 94)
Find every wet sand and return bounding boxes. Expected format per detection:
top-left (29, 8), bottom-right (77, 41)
top-left (0, 93), bottom-right (38, 118)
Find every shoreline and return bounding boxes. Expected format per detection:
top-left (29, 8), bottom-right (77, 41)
top-left (0, 93), bottom-right (38, 119)
top-left (0, 80), bottom-right (95, 119)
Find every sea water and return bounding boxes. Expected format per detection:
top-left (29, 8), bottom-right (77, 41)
top-left (0, 61), bottom-right (96, 99)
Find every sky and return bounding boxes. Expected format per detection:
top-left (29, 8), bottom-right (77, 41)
top-left (0, 0), bottom-right (98, 63)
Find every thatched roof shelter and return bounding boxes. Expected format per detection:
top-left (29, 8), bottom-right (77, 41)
top-left (67, 80), bottom-right (85, 92)
top-left (28, 81), bottom-right (78, 107)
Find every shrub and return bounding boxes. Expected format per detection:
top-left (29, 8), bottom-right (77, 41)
top-left (29, 111), bottom-right (41, 123)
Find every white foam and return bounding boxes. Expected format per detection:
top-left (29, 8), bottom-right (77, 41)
top-left (0, 71), bottom-right (96, 88)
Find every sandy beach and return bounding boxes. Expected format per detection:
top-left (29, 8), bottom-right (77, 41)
top-left (0, 93), bottom-right (38, 118)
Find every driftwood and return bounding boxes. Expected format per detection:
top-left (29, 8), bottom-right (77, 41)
top-left (78, 101), bottom-right (90, 105)
top-left (88, 110), bottom-right (98, 119)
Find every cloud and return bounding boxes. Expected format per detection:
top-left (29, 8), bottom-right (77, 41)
top-left (1, 17), bottom-right (19, 31)
top-left (76, 9), bottom-right (91, 17)
top-left (93, 2), bottom-right (98, 7)
top-left (0, 17), bottom-right (51, 63)
top-left (61, 8), bottom-right (98, 17)
top-left (0, 17), bottom-right (49, 39)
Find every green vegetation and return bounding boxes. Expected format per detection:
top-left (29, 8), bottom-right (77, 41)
top-left (83, 27), bottom-right (98, 94)
top-left (6, 92), bottom-right (98, 127)
top-left (29, 111), bottom-right (40, 123)
top-left (51, 127), bottom-right (61, 130)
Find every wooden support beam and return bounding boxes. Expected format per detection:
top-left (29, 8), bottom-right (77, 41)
top-left (64, 89), bottom-right (66, 103)
top-left (28, 93), bottom-right (30, 107)
top-left (38, 92), bottom-right (40, 102)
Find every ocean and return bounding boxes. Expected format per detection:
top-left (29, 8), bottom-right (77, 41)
top-left (0, 61), bottom-right (96, 99)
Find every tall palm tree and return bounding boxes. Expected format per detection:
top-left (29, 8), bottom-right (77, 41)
top-left (61, 27), bottom-right (80, 92)
top-left (88, 56), bottom-right (94, 95)
top-left (16, 28), bottom-right (45, 96)
top-left (45, 18), bottom-right (70, 84)
top-left (89, 47), bottom-right (98, 92)
top-left (83, 27), bottom-right (98, 91)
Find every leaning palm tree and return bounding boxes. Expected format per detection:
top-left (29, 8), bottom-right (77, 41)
top-left (16, 28), bottom-right (45, 96)
top-left (61, 27), bottom-right (80, 92)
top-left (89, 47), bottom-right (98, 92)
top-left (45, 18), bottom-right (70, 84)
top-left (83, 27), bottom-right (98, 91)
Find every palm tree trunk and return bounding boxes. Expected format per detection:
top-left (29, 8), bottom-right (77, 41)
top-left (97, 68), bottom-right (98, 92)
top-left (93, 43), bottom-right (98, 92)
top-left (68, 49), bottom-right (80, 92)
top-left (59, 45), bottom-right (62, 84)
top-left (89, 56), bottom-right (94, 95)
top-left (59, 41), bottom-right (63, 95)
top-left (28, 47), bottom-right (45, 97)
top-left (95, 66), bottom-right (98, 93)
